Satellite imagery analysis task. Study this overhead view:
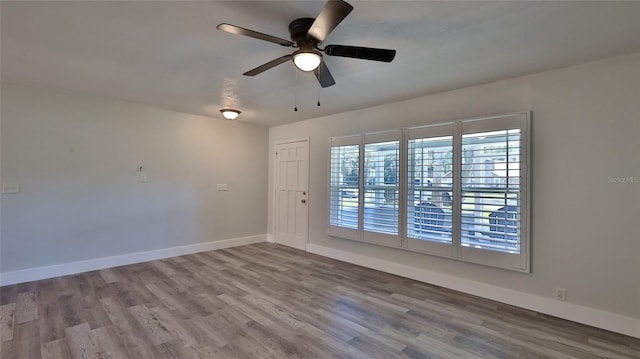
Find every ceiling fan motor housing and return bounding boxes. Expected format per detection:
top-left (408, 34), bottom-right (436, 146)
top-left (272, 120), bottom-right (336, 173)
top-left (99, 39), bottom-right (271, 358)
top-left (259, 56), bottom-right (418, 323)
top-left (289, 18), bottom-right (319, 50)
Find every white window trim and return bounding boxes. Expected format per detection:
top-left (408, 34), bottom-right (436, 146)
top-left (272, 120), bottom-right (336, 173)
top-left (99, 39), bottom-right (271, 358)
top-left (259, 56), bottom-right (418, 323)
top-left (327, 111), bottom-right (530, 272)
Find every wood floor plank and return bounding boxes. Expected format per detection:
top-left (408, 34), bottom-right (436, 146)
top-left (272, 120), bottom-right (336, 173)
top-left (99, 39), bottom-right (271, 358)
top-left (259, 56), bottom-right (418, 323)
top-left (144, 283), bottom-right (185, 314)
top-left (127, 304), bottom-right (174, 346)
top-left (14, 292), bottom-right (38, 324)
top-left (99, 297), bottom-right (163, 358)
top-left (64, 322), bottom-right (101, 359)
top-left (34, 279), bottom-right (57, 306)
top-left (347, 335), bottom-right (404, 359)
top-left (1, 242), bottom-right (639, 359)
top-left (149, 306), bottom-right (196, 347)
top-left (79, 295), bottom-right (112, 329)
top-left (4, 321), bottom-right (41, 359)
top-left (246, 319), bottom-right (311, 359)
top-left (98, 268), bottom-right (120, 284)
top-left (242, 294), bottom-right (304, 329)
top-left (57, 295), bottom-right (83, 329)
top-left (37, 301), bottom-right (66, 343)
top-left (92, 326), bottom-right (130, 359)
top-left (0, 286), bottom-right (18, 306)
top-left (41, 338), bottom-right (71, 359)
top-left (187, 315), bottom-right (230, 348)
top-left (218, 293), bottom-right (274, 327)
top-left (0, 304), bottom-right (15, 342)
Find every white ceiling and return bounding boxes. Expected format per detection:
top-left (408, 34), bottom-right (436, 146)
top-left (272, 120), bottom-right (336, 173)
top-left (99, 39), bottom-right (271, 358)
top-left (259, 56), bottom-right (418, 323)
top-left (2, 1), bottom-right (640, 127)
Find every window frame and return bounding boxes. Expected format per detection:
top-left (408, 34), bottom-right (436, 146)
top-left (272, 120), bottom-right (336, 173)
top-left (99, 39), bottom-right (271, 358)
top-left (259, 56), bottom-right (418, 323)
top-left (327, 135), bottom-right (362, 240)
top-left (362, 130), bottom-right (403, 247)
top-left (458, 114), bottom-right (530, 271)
top-left (405, 123), bottom-right (457, 257)
top-left (327, 112), bottom-right (530, 272)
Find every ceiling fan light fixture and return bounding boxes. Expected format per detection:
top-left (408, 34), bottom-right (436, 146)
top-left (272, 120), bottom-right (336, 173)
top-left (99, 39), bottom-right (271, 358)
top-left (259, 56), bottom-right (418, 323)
top-left (292, 50), bottom-right (322, 72)
top-left (220, 109), bottom-right (241, 120)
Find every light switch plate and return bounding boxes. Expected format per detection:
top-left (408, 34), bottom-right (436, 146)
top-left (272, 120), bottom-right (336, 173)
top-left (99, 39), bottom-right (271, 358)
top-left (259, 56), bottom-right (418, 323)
top-left (216, 184), bottom-right (229, 191)
top-left (2, 183), bottom-right (20, 194)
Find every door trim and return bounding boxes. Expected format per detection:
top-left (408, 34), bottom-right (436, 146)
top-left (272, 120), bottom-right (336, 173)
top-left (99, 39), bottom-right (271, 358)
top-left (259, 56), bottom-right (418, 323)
top-left (273, 137), bottom-right (310, 251)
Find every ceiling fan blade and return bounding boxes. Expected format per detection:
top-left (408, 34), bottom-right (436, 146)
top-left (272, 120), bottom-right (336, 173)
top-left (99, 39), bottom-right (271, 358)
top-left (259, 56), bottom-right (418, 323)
top-left (308, 0), bottom-right (353, 42)
top-left (314, 61), bottom-right (336, 88)
top-left (243, 55), bottom-right (292, 76)
top-left (324, 45), bottom-right (396, 62)
top-left (217, 23), bottom-right (294, 47)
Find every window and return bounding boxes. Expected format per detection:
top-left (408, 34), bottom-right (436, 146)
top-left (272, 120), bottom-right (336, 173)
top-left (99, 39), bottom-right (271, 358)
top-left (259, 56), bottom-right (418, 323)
top-left (328, 112), bottom-right (529, 271)
top-left (328, 135), bottom-right (361, 239)
top-left (406, 124), bottom-right (456, 256)
top-left (458, 115), bottom-right (529, 270)
top-left (461, 129), bottom-right (522, 253)
top-left (363, 130), bottom-right (402, 246)
top-left (364, 141), bottom-right (399, 234)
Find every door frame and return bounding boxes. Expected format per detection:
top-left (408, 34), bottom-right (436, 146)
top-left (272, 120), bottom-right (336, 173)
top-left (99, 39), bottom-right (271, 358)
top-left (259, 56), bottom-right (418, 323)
top-left (272, 137), bottom-right (310, 251)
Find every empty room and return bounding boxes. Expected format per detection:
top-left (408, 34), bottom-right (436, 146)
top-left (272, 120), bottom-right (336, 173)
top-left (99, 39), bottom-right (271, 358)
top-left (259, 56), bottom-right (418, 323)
top-left (1, 1), bottom-right (639, 358)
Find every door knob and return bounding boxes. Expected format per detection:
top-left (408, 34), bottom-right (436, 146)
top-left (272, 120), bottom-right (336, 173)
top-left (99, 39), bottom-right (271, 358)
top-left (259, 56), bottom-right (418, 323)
top-left (301, 199), bottom-right (306, 204)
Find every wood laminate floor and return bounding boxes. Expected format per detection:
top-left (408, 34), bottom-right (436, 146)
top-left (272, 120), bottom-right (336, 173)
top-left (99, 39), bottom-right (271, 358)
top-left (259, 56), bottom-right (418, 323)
top-left (1, 243), bottom-right (638, 359)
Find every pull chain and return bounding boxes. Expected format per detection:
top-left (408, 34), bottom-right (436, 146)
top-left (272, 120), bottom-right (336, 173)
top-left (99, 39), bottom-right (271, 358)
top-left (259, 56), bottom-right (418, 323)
top-left (317, 64), bottom-right (321, 106)
top-left (294, 67), bottom-right (298, 112)
top-left (292, 66), bottom-right (324, 110)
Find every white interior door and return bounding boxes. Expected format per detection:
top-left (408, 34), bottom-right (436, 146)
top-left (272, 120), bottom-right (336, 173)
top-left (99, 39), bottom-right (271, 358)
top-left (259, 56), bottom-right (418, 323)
top-left (275, 139), bottom-right (309, 250)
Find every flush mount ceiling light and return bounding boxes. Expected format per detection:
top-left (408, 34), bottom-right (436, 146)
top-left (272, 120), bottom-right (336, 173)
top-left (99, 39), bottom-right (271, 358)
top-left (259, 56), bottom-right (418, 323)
top-left (292, 49), bottom-right (322, 72)
top-left (220, 109), bottom-right (241, 120)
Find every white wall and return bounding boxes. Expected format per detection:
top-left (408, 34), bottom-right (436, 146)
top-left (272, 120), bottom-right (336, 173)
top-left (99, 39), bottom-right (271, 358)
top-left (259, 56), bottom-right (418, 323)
top-left (1, 82), bottom-right (268, 273)
top-left (269, 52), bottom-right (640, 323)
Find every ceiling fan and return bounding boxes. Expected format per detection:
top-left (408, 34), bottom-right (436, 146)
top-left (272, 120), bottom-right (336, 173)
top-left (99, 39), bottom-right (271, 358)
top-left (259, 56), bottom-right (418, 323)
top-left (217, 0), bottom-right (396, 88)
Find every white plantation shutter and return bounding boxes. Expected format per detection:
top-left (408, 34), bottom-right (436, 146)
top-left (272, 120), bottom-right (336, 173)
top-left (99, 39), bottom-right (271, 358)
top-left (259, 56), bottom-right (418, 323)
top-left (327, 112), bottom-right (529, 272)
top-left (406, 124), bottom-right (456, 256)
top-left (460, 129), bottom-right (522, 252)
top-left (459, 114), bottom-right (529, 271)
top-left (362, 130), bottom-right (402, 246)
top-left (328, 135), bottom-right (361, 240)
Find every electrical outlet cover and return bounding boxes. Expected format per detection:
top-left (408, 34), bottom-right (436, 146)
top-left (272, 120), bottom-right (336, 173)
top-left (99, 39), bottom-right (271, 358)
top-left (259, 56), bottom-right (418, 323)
top-left (2, 183), bottom-right (20, 193)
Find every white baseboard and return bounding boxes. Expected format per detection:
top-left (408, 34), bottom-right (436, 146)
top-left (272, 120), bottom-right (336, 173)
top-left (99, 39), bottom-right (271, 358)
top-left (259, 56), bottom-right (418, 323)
top-left (307, 243), bottom-right (640, 339)
top-left (266, 234), bottom-right (275, 243)
top-left (0, 234), bottom-right (267, 286)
